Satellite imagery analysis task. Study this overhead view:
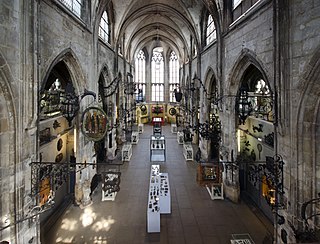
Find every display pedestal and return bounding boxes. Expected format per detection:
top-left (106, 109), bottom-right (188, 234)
top-left (206, 184), bottom-right (224, 200)
top-left (150, 136), bottom-right (166, 162)
top-left (138, 124), bottom-right (144, 133)
top-left (102, 191), bottom-right (117, 201)
top-left (177, 131), bottom-right (184, 145)
top-left (183, 143), bottom-right (193, 161)
top-left (101, 172), bottom-right (121, 201)
top-left (147, 165), bottom-right (171, 233)
top-left (122, 143), bottom-right (132, 161)
top-left (131, 131), bottom-right (139, 144)
top-left (159, 173), bottom-right (171, 214)
top-left (171, 124), bottom-right (177, 133)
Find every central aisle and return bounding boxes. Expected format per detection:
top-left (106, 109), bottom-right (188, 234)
top-left (44, 124), bottom-right (272, 244)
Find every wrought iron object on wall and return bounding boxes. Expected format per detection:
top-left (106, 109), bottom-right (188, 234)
top-left (59, 83), bottom-right (96, 126)
top-left (103, 74), bottom-right (121, 98)
top-left (246, 154), bottom-right (285, 208)
top-left (236, 86), bottom-right (253, 125)
top-left (193, 113), bottom-right (222, 141)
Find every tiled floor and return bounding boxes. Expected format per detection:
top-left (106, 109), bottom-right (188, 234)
top-left (43, 125), bottom-right (273, 244)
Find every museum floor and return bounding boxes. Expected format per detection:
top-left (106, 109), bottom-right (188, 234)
top-left (43, 124), bottom-right (273, 244)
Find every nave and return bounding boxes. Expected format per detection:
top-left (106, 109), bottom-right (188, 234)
top-left (43, 125), bottom-right (273, 244)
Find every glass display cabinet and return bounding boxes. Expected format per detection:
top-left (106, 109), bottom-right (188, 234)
top-left (150, 136), bottom-right (166, 162)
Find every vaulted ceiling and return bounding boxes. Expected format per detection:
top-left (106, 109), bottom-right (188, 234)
top-left (95, 0), bottom-right (213, 63)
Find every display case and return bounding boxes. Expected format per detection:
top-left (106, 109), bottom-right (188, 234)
top-left (153, 119), bottom-right (162, 136)
top-left (147, 165), bottom-right (171, 233)
top-left (196, 163), bottom-right (224, 200)
top-left (147, 165), bottom-right (161, 233)
top-left (101, 172), bottom-right (121, 201)
top-left (122, 143), bottom-right (132, 161)
top-left (177, 131), bottom-right (184, 145)
top-left (171, 124), bottom-right (177, 134)
top-left (159, 173), bottom-right (171, 214)
top-left (183, 143), bottom-right (193, 161)
top-left (131, 131), bottom-right (139, 144)
top-left (138, 123), bottom-right (144, 133)
top-left (150, 136), bottom-right (166, 161)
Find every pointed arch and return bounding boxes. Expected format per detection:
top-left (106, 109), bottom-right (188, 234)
top-left (227, 48), bottom-right (272, 95)
top-left (0, 50), bottom-right (17, 242)
top-left (41, 48), bottom-right (86, 94)
top-left (296, 46), bottom-right (320, 219)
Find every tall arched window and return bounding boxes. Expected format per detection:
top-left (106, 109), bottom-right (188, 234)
top-left (169, 51), bottom-right (179, 102)
top-left (59, 0), bottom-right (83, 18)
top-left (233, 0), bottom-right (242, 9)
top-left (151, 51), bottom-right (164, 102)
top-left (206, 14), bottom-right (216, 45)
top-left (135, 50), bottom-right (146, 102)
top-left (99, 11), bottom-right (110, 43)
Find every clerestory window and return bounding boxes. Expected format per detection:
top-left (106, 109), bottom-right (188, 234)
top-left (206, 15), bottom-right (216, 45)
top-left (233, 0), bottom-right (242, 9)
top-left (99, 11), bottom-right (110, 44)
top-left (58, 0), bottom-right (83, 19)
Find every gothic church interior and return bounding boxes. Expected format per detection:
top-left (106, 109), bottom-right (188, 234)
top-left (0, 0), bottom-right (320, 243)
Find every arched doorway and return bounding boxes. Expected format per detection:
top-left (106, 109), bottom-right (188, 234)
top-left (236, 64), bottom-right (275, 221)
top-left (39, 60), bottom-right (79, 234)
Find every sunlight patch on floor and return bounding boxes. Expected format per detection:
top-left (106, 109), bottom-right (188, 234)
top-left (61, 218), bottom-right (78, 231)
top-left (91, 215), bottom-right (115, 232)
top-left (55, 236), bottom-right (74, 243)
top-left (93, 235), bottom-right (108, 243)
top-left (81, 207), bottom-right (97, 227)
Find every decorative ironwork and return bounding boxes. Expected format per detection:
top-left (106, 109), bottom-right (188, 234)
top-left (60, 83), bottom-right (80, 126)
top-left (124, 72), bottom-right (137, 95)
top-left (193, 113), bottom-right (222, 141)
top-left (236, 86), bottom-right (253, 125)
top-left (59, 84), bottom-right (96, 126)
top-left (246, 154), bottom-right (284, 208)
top-left (287, 194), bottom-right (320, 242)
top-left (192, 75), bottom-right (218, 101)
top-left (103, 75), bottom-right (121, 98)
top-left (235, 80), bottom-right (274, 124)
